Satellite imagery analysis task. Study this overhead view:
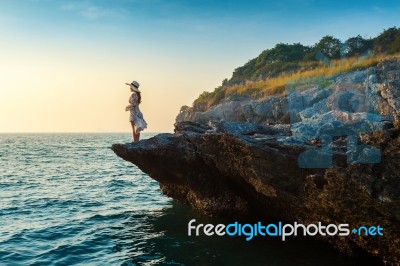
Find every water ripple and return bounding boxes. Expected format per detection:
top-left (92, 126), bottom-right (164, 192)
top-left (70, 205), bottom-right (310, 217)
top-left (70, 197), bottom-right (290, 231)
top-left (0, 133), bottom-right (379, 266)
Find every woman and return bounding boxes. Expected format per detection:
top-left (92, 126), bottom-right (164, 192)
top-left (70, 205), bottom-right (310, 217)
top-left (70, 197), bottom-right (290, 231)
top-left (125, 81), bottom-right (147, 142)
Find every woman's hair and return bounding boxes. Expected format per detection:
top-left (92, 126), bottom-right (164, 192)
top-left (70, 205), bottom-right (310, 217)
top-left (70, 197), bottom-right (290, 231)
top-left (136, 92), bottom-right (141, 104)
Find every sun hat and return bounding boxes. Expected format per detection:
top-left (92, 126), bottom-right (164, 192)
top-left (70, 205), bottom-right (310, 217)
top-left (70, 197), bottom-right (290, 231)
top-left (125, 81), bottom-right (141, 92)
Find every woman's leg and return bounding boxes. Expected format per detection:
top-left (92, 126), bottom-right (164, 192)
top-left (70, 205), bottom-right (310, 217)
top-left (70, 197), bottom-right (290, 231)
top-left (134, 132), bottom-right (140, 142)
top-left (130, 122), bottom-right (136, 141)
top-left (131, 122), bottom-right (141, 142)
top-left (134, 127), bottom-right (140, 142)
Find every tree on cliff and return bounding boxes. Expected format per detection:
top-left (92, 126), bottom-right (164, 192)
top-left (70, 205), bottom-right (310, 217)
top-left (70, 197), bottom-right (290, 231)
top-left (345, 35), bottom-right (373, 57)
top-left (305, 35), bottom-right (341, 61)
top-left (373, 27), bottom-right (400, 54)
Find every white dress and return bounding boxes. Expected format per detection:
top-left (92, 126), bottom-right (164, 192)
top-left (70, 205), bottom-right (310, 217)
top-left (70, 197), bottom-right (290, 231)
top-left (126, 93), bottom-right (147, 132)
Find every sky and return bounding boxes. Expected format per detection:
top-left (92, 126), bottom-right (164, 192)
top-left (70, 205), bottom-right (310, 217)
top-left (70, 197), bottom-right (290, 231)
top-left (0, 0), bottom-right (399, 133)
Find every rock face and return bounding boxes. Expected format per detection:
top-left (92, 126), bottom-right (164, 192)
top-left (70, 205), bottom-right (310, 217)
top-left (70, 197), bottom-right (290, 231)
top-left (112, 58), bottom-right (400, 264)
top-left (176, 59), bottom-right (400, 130)
top-left (176, 95), bottom-right (290, 125)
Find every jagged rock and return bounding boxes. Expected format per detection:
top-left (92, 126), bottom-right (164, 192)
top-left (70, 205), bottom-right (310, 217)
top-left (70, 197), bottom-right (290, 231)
top-left (176, 95), bottom-right (290, 126)
top-left (112, 58), bottom-right (400, 264)
top-left (177, 59), bottom-right (400, 131)
top-left (112, 120), bottom-right (399, 264)
top-left (377, 58), bottom-right (400, 127)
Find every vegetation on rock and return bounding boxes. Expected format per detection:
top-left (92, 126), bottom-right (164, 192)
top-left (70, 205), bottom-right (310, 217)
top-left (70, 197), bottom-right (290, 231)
top-left (190, 27), bottom-right (400, 112)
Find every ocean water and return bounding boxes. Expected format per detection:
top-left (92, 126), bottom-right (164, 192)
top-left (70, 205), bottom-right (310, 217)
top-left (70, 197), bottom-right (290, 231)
top-left (0, 133), bottom-right (380, 266)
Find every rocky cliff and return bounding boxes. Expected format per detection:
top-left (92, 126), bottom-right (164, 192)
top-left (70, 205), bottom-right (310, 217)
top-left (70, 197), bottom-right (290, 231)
top-left (112, 58), bottom-right (400, 264)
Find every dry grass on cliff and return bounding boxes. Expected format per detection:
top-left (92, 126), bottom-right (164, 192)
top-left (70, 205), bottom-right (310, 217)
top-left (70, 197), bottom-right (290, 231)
top-left (225, 53), bottom-right (400, 99)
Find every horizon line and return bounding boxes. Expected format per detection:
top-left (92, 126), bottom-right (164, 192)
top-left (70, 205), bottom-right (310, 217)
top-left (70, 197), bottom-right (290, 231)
top-left (0, 131), bottom-right (169, 134)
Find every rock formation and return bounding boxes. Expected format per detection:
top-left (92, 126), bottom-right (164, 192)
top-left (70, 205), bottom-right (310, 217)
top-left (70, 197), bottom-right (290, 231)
top-left (112, 58), bottom-right (400, 264)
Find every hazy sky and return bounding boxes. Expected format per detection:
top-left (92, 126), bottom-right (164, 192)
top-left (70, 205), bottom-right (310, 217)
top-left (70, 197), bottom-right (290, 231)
top-left (1, 0), bottom-right (399, 132)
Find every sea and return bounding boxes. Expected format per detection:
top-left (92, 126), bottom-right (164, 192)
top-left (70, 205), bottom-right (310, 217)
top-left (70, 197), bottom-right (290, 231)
top-left (0, 133), bottom-right (381, 266)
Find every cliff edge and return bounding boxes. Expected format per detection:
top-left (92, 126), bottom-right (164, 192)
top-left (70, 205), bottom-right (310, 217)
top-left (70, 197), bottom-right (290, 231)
top-left (112, 58), bottom-right (400, 264)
